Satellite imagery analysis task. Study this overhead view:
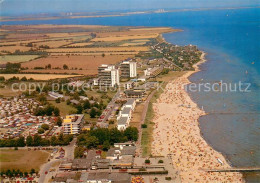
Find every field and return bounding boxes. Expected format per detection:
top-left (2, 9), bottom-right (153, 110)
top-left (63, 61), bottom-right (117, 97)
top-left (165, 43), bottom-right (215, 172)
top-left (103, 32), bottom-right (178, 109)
top-left (47, 46), bottom-right (149, 53)
top-left (0, 149), bottom-right (50, 171)
top-left (0, 74), bottom-right (82, 80)
top-left (49, 101), bottom-right (76, 116)
top-left (0, 25), bottom-right (177, 75)
top-left (21, 55), bottom-right (133, 75)
top-left (0, 55), bottom-right (40, 64)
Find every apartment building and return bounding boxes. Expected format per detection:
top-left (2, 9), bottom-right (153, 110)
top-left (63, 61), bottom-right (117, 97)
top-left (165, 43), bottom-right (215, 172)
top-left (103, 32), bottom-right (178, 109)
top-left (98, 64), bottom-right (120, 87)
top-left (63, 114), bottom-right (84, 134)
top-left (120, 60), bottom-right (137, 78)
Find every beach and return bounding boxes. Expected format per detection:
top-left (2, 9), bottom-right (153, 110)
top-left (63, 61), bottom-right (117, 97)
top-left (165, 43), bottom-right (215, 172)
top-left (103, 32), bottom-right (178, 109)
top-left (151, 52), bottom-right (244, 182)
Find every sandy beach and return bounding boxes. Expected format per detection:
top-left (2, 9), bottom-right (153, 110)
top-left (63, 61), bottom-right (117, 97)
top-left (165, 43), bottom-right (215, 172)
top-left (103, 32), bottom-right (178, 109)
top-left (151, 52), bottom-right (244, 182)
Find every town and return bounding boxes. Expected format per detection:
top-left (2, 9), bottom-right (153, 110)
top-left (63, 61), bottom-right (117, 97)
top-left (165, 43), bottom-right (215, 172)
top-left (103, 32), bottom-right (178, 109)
top-left (0, 25), bottom-right (202, 183)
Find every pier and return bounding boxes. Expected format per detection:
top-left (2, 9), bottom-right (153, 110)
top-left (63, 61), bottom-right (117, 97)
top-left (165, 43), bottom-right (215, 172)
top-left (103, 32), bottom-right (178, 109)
top-left (203, 167), bottom-right (260, 173)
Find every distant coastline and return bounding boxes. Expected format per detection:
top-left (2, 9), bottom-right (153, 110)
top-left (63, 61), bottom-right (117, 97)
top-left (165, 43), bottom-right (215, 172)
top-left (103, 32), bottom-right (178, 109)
top-left (1, 6), bottom-right (259, 22)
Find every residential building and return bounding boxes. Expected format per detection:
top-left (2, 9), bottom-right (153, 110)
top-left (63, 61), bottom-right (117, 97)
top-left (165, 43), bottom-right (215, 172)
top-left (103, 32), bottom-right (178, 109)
top-left (144, 66), bottom-right (163, 77)
top-left (117, 99), bottom-right (136, 130)
top-left (120, 60), bottom-right (137, 78)
top-left (98, 64), bottom-right (120, 87)
top-left (124, 90), bottom-right (145, 99)
top-left (63, 114), bottom-right (84, 134)
top-left (124, 81), bottom-right (134, 90)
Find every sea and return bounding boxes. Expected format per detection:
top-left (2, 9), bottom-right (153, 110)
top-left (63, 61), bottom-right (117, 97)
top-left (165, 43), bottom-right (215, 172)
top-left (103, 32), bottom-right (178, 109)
top-left (1, 7), bottom-right (260, 182)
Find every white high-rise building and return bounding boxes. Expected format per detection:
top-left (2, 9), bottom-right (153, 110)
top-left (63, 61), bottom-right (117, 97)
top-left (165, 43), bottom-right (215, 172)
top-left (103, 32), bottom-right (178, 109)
top-left (98, 64), bottom-right (120, 87)
top-left (120, 60), bottom-right (137, 78)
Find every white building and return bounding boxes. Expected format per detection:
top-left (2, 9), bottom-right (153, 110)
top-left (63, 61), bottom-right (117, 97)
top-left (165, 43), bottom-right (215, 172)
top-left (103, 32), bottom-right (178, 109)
top-left (98, 64), bottom-right (120, 87)
top-left (117, 99), bottom-right (136, 130)
top-left (120, 60), bottom-right (137, 78)
top-left (48, 92), bottom-right (64, 99)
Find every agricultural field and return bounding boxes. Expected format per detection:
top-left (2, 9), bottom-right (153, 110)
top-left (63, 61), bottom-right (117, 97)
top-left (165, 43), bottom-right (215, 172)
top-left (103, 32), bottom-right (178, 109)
top-left (0, 55), bottom-right (40, 64)
top-left (0, 25), bottom-right (177, 75)
top-left (0, 74), bottom-right (82, 80)
top-left (21, 55), bottom-right (133, 75)
top-left (0, 149), bottom-right (50, 171)
top-left (47, 46), bottom-right (149, 53)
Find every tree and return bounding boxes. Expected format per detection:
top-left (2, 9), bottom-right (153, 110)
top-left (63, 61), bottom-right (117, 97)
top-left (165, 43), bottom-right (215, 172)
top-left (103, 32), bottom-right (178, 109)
top-left (86, 136), bottom-right (99, 149)
top-left (56, 117), bottom-right (62, 127)
top-left (102, 140), bottom-right (110, 151)
top-left (30, 169), bottom-right (35, 175)
top-left (83, 100), bottom-right (91, 109)
top-left (124, 127), bottom-right (138, 141)
top-left (90, 108), bottom-right (96, 118)
top-left (76, 105), bottom-right (83, 114)
top-left (63, 64), bottom-right (69, 70)
top-left (41, 124), bottom-right (49, 131)
top-left (53, 107), bottom-right (60, 116)
top-left (50, 136), bottom-right (57, 146)
top-left (20, 76), bottom-right (27, 81)
top-left (74, 146), bottom-right (85, 158)
top-left (102, 53), bottom-right (105, 57)
top-left (26, 136), bottom-right (33, 146)
top-left (38, 128), bottom-right (45, 134)
top-left (33, 134), bottom-right (42, 146)
top-left (17, 136), bottom-right (25, 147)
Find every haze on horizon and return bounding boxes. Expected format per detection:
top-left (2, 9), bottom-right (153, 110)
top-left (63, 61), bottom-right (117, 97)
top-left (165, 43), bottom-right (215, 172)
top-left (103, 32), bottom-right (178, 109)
top-left (0, 0), bottom-right (259, 16)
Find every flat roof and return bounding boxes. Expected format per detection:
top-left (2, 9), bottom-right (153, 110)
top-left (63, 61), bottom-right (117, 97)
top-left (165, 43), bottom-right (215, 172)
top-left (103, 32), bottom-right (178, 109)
top-left (125, 99), bottom-right (135, 106)
top-left (121, 107), bottom-right (131, 115)
top-left (118, 117), bottom-right (128, 125)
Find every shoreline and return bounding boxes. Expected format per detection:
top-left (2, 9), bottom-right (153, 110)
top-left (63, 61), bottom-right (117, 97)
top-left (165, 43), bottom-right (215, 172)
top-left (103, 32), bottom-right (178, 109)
top-left (151, 51), bottom-right (244, 182)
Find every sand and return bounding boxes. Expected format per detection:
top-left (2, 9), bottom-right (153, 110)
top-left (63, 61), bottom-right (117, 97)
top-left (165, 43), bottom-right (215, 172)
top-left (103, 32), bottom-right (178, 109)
top-left (151, 52), bottom-right (244, 182)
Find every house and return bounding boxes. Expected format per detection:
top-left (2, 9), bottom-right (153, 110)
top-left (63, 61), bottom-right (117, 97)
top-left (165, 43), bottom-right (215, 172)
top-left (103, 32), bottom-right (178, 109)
top-left (144, 66), bottom-right (163, 77)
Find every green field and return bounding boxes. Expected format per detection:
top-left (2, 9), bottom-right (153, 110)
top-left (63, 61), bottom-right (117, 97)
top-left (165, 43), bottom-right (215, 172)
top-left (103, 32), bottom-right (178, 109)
top-left (49, 101), bottom-right (76, 116)
top-left (0, 55), bottom-right (40, 63)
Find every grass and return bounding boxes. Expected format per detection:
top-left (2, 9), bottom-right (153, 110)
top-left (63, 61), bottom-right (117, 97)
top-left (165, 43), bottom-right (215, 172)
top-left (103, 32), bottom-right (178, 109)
top-left (0, 149), bottom-right (50, 172)
top-left (141, 71), bottom-right (186, 157)
top-left (0, 55), bottom-right (40, 64)
top-left (49, 101), bottom-right (76, 117)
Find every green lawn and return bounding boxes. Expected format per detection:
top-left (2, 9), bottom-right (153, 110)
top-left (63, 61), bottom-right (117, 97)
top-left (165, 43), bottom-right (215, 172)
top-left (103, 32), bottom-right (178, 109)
top-left (49, 101), bottom-right (76, 117)
top-left (141, 71), bottom-right (186, 157)
top-left (0, 55), bottom-right (40, 63)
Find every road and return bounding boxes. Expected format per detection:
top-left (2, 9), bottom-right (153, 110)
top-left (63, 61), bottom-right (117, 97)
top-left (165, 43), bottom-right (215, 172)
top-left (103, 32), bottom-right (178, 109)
top-left (38, 138), bottom-right (76, 183)
top-left (135, 90), bottom-right (156, 157)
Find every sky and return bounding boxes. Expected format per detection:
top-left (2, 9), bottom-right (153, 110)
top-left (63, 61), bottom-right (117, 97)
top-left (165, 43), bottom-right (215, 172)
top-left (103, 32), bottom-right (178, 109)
top-left (1, 0), bottom-right (259, 16)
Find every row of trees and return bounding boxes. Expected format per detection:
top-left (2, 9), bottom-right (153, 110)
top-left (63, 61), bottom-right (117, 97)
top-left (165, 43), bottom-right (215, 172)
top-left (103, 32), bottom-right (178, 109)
top-left (0, 134), bottom-right (73, 147)
top-left (0, 168), bottom-right (37, 178)
top-left (34, 105), bottom-right (60, 116)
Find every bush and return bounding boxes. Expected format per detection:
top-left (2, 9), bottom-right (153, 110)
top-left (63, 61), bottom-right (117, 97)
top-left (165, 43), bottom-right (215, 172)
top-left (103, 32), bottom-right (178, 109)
top-left (145, 159), bottom-right (150, 164)
top-left (165, 177), bottom-right (172, 181)
top-left (158, 160), bottom-right (164, 163)
top-left (139, 167), bottom-right (146, 171)
top-left (38, 128), bottom-right (45, 134)
top-left (141, 124), bottom-right (147, 128)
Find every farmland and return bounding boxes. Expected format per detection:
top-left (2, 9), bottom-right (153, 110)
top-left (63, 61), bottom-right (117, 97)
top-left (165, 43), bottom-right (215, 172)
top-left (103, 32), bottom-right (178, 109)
top-left (0, 25), bottom-right (178, 75)
top-left (0, 55), bottom-right (40, 64)
top-left (0, 74), bottom-right (82, 80)
top-left (0, 149), bottom-right (50, 171)
top-left (21, 55), bottom-right (133, 75)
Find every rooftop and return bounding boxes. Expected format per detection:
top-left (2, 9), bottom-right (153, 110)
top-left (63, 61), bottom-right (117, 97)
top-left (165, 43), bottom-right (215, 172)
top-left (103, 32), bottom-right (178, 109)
top-left (118, 117), bottom-right (129, 125)
top-left (121, 107), bottom-right (131, 115)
